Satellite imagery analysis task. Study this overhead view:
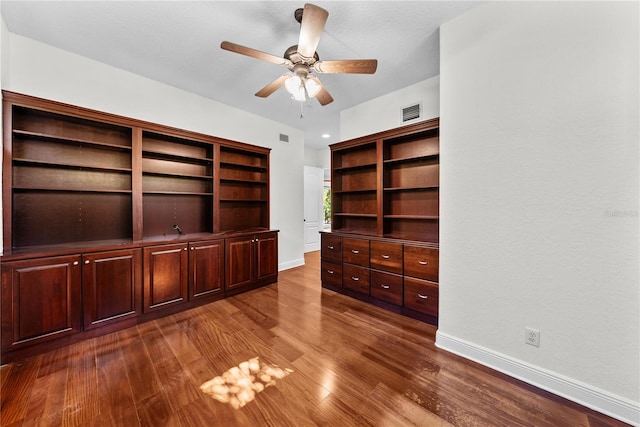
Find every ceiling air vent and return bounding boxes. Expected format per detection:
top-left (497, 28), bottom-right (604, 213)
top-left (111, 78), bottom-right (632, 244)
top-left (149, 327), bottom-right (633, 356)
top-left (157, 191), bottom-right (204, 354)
top-left (279, 133), bottom-right (289, 143)
top-left (402, 103), bottom-right (421, 123)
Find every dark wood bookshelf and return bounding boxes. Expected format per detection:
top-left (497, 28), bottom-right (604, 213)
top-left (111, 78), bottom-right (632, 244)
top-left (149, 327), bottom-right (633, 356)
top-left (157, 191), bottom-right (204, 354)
top-left (1, 91), bottom-right (278, 364)
top-left (322, 118), bottom-right (440, 325)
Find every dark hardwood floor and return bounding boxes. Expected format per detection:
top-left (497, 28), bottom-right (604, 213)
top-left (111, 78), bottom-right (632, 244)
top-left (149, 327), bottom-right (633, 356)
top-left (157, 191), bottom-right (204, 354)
top-left (0, 251), bottom-right (630, 426)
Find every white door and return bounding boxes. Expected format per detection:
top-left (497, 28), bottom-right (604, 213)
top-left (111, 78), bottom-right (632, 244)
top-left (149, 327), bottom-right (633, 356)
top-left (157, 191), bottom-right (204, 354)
top-left (303, 166), bottom-right (323, 253)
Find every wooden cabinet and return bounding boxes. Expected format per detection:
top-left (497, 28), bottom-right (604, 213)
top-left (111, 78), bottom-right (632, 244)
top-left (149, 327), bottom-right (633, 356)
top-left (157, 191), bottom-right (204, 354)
top-left (322, 119), bottom-right (440, 324)
top-left (1, 255), bottom-right (82, 351)
top-left (225, 231), bottom-right (278, 294)
top-left (1, 92), bottom-right (279, 363)
top-left (143, 243), bottom-right (189, 313)
top-left (188, 239), bottom-right (224, 300)
top-left (82, 249), bottom-right (142, 330)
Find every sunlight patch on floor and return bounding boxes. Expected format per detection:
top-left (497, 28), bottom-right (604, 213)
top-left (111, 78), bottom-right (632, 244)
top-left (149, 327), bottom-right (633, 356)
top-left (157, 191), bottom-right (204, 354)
top-left (200, 357), bottom-right (293, 409)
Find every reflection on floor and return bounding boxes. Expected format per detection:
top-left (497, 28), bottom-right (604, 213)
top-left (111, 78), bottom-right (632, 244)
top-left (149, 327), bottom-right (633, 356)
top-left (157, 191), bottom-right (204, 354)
top-left (200, 357), bottom-right (293, 409)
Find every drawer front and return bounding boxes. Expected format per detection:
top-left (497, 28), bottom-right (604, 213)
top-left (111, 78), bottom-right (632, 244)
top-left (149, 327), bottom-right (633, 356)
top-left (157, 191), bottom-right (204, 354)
top-left (403, 245), bottom-right (439, 282)
top-left (370, 241), bottom-right (403, 274)
top-left (321, 260), bottom-right (343, 288)
top-left (343, 264), bottom-right (370, 295)
top-left (404, 277), bottom-right (439, 317)
top-left (370, 270), bottom-right (403, 306)
top-left (343, 238), bottom-right (370, 267)
top-left (321, 234), bottom-right (343, 262)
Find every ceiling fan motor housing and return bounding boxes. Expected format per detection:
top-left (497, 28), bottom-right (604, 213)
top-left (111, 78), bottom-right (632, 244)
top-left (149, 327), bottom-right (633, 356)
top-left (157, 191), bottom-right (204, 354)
top-left (284, 45), bottom-right (319, 66)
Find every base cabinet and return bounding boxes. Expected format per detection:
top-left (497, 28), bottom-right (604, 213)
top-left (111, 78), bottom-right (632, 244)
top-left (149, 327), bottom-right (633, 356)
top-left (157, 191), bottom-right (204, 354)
top-left (320, 232), bottom-right (439, 324)
top-left (83, 249), bottom-right (142, 330)
top-left (143, 244), bottom-right (189, 313)
top-left (225, 231), bottom-right (278, 293)
top-left (1, 255), bottom-right (82, 352)
top-left (189, 239), bottom-right (224, 300)
top-left (1, 231), bottom-right (277, 364)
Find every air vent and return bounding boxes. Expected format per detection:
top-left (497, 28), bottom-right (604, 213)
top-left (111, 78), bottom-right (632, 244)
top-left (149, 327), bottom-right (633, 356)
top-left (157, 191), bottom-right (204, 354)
top-left (402, 103), bottom-right (421, 122)
top-left (279, 133), bottom-right (289, 143)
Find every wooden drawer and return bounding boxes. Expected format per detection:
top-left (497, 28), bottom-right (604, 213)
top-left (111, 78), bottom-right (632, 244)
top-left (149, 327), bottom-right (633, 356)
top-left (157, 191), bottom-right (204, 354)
top-left (343, 264), bottom-right (370, 295)
top-left (403, 245), bottom-right (438, 282)
top-left (343, 238), bottom-right (370, 267)
top-left (370, 241), bottom-right (403, 274)
top-left (321, 234), bottom-right (342, 262)
top-left (370, 270), bottom-right (402, 306)
top-left (321, 259), bottom-right (343, 288)
top-left (404, 277), bottom-right (438, 317)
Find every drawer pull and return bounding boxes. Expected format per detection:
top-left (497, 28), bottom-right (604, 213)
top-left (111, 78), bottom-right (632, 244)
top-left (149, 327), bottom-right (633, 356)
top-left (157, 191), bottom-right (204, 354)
top-left (73, 261), bottom-right (79, 266)
top-left (351, 276), bottom-right (360, 281)
top-left (418, 294), bottom-right (429, 300)
top-left (84, 260), bottom-right (90, 265)
top-left (381, 284), bottom-right (390, 289)
top-left (418, 260), bottom-right (428, 265)
top-left (327, 245), bottom-right (334, 250)
top-left (327, 270), bottom-right (334, 274)
top-left (381, 255), bottom-right (390, 259)
top-left (351, 250), bottom-right (359, 254)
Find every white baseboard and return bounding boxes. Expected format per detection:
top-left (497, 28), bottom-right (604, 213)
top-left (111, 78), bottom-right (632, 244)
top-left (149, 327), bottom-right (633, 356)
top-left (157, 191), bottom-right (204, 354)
top-left (278, 257), bottom-right (305, 271)
top-left (435, 331), bottom-right (640, 426)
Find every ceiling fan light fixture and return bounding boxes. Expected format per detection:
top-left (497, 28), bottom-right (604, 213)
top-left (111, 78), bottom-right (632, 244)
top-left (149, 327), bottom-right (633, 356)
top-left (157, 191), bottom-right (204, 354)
top-left (284, 74), bottom-right (321, 101)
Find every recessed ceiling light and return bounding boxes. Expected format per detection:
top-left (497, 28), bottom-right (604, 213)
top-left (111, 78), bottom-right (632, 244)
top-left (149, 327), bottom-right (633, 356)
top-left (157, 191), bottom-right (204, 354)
top-left (322, 133), bottom-right (330, 138)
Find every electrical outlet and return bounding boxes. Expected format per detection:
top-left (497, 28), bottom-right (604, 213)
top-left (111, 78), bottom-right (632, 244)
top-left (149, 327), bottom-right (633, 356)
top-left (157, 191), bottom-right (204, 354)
top-left (525, 327), bottom-right (540, 347)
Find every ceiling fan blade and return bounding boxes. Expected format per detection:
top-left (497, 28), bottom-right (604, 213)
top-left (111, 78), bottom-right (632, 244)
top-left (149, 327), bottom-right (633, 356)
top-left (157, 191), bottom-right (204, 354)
top-left (316, 85), bottom-right (334, 106)
top-left (314, 59), bottom-right (378, 74)
top-left (308, 75), bottom-right (333, 106)
top-left (297, 3), bottom-right (329, 60)
top-left (255, 74), bottom-right (289, 98)
top-left (221, 41), bottom-right (293, 67)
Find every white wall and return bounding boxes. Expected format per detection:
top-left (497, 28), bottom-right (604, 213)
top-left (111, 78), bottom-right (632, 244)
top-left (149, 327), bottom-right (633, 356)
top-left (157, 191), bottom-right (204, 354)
top-left (1, 33), bottom-right (306, 270)
top-left (340, 75), bottom-right (439, 141)
top-left (438, 1), bottom-right (639, 424)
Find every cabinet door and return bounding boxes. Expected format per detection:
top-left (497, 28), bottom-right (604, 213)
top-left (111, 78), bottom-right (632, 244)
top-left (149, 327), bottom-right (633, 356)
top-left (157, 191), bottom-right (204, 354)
top-left (404, 277), bottom-right (439, 317)
top-left (1, 255), bottom-right (82, 351)
top-left (256, 232), bottom-right (278, 283)
top-left (225, 236), bottom-right (254, 290)
top-left (343, 264), bottom-right (370, 295)
top-left (343, 238), bottom-right (370, 267)
top-left (189, 240), bottom-right (224, 300)
top-left (143, 243), bottom-right (188, 313)
top-left (82, 249), bottom-right (142, 330)
top-left (321, 234), bottom-right (342, 262)
top-left (403, 245), bottom-right (439, 282)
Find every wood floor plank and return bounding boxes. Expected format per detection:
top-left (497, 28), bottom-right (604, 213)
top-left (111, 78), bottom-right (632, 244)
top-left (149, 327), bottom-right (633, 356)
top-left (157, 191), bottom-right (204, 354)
top-left (0, 355), bottom-right (42, 425)
top-left (0, 252), bottom-right (632, 427)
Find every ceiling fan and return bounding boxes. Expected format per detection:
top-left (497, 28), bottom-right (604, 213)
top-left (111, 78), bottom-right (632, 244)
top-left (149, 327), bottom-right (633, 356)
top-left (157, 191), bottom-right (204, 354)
top-left (220, 3), bottom-right (378, 106)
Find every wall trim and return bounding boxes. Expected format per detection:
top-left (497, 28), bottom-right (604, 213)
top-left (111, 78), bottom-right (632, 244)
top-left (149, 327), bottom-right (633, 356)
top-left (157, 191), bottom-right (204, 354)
top-left (278, 258), bottom-right (304, 271)
top-left (435, 331), bottom-right (640, 426)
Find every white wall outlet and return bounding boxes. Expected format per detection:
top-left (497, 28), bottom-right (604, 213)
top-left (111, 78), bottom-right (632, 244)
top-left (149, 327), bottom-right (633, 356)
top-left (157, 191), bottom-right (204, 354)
top-left (525, 327), bottom-right (540, 347)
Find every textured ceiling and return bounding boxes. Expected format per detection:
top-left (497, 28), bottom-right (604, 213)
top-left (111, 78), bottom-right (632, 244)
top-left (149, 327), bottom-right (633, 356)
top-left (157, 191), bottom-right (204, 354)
top-left (1, 1), bottom-right (479, 149)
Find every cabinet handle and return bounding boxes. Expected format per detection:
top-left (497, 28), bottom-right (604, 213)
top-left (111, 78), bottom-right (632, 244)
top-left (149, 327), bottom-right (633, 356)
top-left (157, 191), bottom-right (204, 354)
top-left (351, 276), bottom-right (360, 281)
top-left (84, 260), bottom-right (90, 265)
top-left (381, 255), bottom-right (390, 259)
top-left (381, 284), bottom-right (390, 289)
top-left (351, 250), bottom-right (359, 254)
top-left (191, 247), bottom-right (195, 250)
top-left (327, 245), bottom-right (334, 250)
top-left (256, 238), bottom-right (259, 242)
top-left (418, 260), bottom-right (428, 265)
top-left (418, 294), bottom-right (428, 299)
top-left (73, 261), bottom-right (79, 266)
top-left (327, 270), bottom-right (334, 274)
top-left (183, 248), bottom-right (187, 251)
